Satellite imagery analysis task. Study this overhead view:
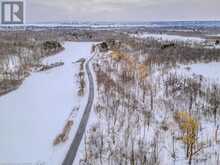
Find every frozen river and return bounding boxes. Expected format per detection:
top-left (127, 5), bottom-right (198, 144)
top-left (0, 42), bottom-right (94, 164)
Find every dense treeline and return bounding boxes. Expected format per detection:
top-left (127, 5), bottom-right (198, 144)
top-left (103, 37), bottom-right (220, 67)
top-left (80, 40), bottom-right (220, 165)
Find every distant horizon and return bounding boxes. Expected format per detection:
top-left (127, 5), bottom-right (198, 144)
top-left (30, 20), bottom-right (220, 23)
top-left (26, 0), bottom-right (220, 23)
top-left (2, 20), bottom-right (220, 29)
top-left (21, 20), bottom-right (220, 25)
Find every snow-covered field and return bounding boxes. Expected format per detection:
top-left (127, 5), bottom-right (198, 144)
top-left (207, 34), bottom-right (220, 37)
top-left (177, 62), bottom-right (220, 82)
top-left (0, 42), bottom-right (95, 164)
top-left (131, 33), bottom-right (206, 43)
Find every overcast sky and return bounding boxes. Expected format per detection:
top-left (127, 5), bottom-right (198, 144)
top-left (26, 0), bottom-right (220, 23)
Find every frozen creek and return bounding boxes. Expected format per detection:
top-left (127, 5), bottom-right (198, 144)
top-left (0, 42), bottom-right (95, 164)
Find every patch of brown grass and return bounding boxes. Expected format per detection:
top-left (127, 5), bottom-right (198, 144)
top-left (53, 120), bottom-right (74, 146)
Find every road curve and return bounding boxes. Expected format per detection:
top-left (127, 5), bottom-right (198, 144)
top-left (62, 56), bottom-right (95, 165)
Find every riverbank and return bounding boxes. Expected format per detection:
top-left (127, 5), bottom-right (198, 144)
top-left (0, 41), bottom-right (64, 96)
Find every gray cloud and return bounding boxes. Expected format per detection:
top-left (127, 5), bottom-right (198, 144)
top-left (26, 0), bottom-right (220, 23)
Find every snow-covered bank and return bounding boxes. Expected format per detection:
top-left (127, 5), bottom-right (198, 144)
top-left (0, 42), bottom-right (95, 164)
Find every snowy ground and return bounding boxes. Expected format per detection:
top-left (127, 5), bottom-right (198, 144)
top-left (177, 62), bottom-right (220, 82)
top-left (206, 34), bottom-right (220, 37)
top-left (76, 43), bottom-right (220, 165)
top-left (131, 33), bottom-right (206, 43)
top-left (0, 42), bottom-right (95, 164)
top-left (0, 55), bottom-right (21, 73)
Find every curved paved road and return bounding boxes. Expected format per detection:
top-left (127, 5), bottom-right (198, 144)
top-left (62, 57), bottom-right (95, 165)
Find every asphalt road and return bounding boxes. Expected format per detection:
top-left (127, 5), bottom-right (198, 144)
top-left (62, 57), bottom-right (95, 165)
